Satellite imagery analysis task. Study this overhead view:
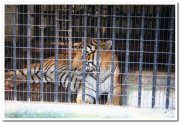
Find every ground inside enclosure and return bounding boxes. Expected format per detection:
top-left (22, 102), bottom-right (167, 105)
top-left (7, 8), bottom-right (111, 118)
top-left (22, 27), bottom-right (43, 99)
top-left (4, 101), bottom-right (175, 119)
top-left (127, 70), bottom-right (175, 108)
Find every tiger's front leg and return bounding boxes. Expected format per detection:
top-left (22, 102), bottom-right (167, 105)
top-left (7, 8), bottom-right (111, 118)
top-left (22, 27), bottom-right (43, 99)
top-left (76, 75), bottom-right (96, 104)
top-left (76, 85), bottom-right (95, 104)
top-left (106, 85), bottom-right (121, 105)
top-left (106, 65), bottom-right (122, 105)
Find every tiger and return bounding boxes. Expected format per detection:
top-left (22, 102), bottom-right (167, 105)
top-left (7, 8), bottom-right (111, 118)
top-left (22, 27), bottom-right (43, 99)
top-left (72, 39), bottom-right (122, 105)
top-left (5, 54), bottom-right (86, 102)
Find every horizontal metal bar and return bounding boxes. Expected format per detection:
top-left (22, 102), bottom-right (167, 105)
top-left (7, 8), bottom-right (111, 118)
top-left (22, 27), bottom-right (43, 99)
top-left (5, 11), bottom-right (175, 19)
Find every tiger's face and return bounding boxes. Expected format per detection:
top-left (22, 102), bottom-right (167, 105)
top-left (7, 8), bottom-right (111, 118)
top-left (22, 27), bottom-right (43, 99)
top-left (72, 40), bottom-right (112, 79)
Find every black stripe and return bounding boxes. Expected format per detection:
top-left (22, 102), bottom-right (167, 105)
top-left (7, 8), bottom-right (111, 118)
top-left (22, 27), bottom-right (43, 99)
top-left (20, 69), bottom-right (27, 80)
top-left (44, 60), bottom-right (53, 72)
top-left (35, 74), bottom-right (41, 81)
top-left (89, 75), bottom-right (96, 79)
top-left (92, 52), bottom-right (94, 60)
top-left (91, 50), bottom-right (95, 54)
top-left (43, 74), bottom-right (48, 82)
top-left (85, 94), bottom-right (95, 103)
top-left (35, 62), bottom-right (41, 75)
top-left (33, 63), bottom-right (37, 75)
top-left (51, 65), bottom-right (56, 73)
top-left (113, 84), bottom-right (121, 89)
top-left (34, 63), bottom-right (41, 81)
top-left (74, 81), bottom-right (77, 91)
top-left (57, 67), bottom-right (65, 75)
top-left (31, 75), bottom-right (34, 83)
top-left (44, 59), bottom-right (53, 69)
top-left (64, 74), bottom-right (68, 86)
top-left (87, 45), bottom-right (92, 51)
top-left (19, 70), bottom-right (24, 76)
top-left (85, 80), bottom-right (93, 87)
top-left (59, 72), bottom-right (66, 83)
top-left (44, 64), bottom-right (54, 74)
top-left (35, 70), bottom-right (40, 80)
top-left (85, 86), bottom-right (96, 93)
top-left (44, 74), bottom-right (52, 82)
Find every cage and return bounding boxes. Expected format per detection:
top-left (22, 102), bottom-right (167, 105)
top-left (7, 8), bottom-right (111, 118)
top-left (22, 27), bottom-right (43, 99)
top-left (4, 5), bottom-right (175, 118)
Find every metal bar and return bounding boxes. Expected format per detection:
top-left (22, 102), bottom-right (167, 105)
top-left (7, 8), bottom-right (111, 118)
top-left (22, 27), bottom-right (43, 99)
top-left (166, 7), bottom-right (174, 109)
top-left (152, 6), bottom-right (160, 108)
top-left (19, 5), bottom-right (27, 43)
top-left (54, 6), bottom-right (59, 102)
top-left (68, 5), bottom-right (72, 103)
top-left (82, 5), bottom-right (87, 103)
top-left (34, 5), bottom-right (41, 41)
top-left (12, 6), bottom-right (17, 101)
top-left (123, 6), bottom-right (131, 105)
top-left (26, 5), bottom-right (31, 101)
top-left (109, 5), bottom-right (116, 104)
top-left (96, 5), bottom-right (101, 104)
top-left (138, 6), bottom-right (145, 107)
top-left (91, 6), bottom-right (95, 37)
top-left (40, 5), bottom-right (44, 102)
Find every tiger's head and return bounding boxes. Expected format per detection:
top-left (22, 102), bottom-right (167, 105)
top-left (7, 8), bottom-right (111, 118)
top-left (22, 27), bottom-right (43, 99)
top-left (72, 39), bottom-right (112, 79)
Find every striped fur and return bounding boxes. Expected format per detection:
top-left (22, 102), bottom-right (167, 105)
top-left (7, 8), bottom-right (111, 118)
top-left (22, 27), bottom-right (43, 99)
top-left (5, 54), bottom-right (81, 94)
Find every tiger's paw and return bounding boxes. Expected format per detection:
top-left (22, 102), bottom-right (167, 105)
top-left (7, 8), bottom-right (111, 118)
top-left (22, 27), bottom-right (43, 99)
top-left (76, 95), bottom-right (94, 104)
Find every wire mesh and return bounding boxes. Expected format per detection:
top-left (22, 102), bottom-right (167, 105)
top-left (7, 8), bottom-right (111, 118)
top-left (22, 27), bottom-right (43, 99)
top-left (5, 5), bottom-right (175, 109)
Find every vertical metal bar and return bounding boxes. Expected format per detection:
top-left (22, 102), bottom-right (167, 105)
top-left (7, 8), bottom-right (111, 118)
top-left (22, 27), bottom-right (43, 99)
top-left (166, 7), bottom-right (174, 109)
top-left (68, 5), bottom-right (72, 103)
top-left (40, 5), bottom-right (44, 102)
top-left (138, 6), bottom-right (145, 107)
top-left (54, 6), bottom-right (59, 102)
top-left (82, 5), bottom-right (87, 103)
top-left (19, 5), bottom-right (27, 44)
top-left (27, 5), bottom-right (31, 101)
top-left (96, 5), bottom-right (101, 104)
top-left (91, 6), bottom-right (95, 37)
top-left (12, 6), bottom-right (17, 101)
top-left (109, 5), bottom-right (116, 104)
top-left (123, 6), bottom-right (131, 105)
top-left (152, 6), bottom-right (160, 108)
top-left (34, 5), bottom-right (41, 41)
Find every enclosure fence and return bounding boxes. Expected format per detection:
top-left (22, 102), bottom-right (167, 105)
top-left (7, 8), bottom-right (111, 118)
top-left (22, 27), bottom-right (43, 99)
top-left (5, 5), bottom-right (175, 109)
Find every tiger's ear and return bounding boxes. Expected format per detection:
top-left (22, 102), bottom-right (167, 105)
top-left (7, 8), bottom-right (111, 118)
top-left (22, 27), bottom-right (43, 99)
top-left (100, 40), bottom-right (112, 50)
